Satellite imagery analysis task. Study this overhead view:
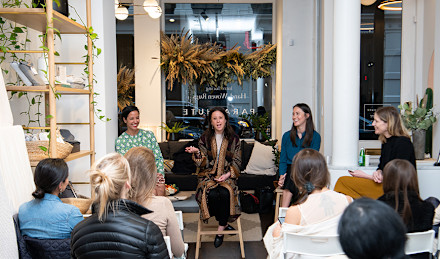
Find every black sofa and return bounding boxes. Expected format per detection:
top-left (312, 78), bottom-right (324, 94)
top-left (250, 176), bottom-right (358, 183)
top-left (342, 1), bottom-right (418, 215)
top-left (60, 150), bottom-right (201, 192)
top-left (160, 140), bottom-right (277, 191)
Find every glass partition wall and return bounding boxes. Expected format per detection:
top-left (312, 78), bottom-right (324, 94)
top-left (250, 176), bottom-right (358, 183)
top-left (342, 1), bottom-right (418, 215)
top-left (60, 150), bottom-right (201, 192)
top-left (360, 2), bottom-right (402, 140)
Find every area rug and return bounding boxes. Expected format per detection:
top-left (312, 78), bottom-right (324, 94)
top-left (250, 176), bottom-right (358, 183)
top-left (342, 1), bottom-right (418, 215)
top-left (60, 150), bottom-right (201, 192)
top-left (182, 212), bottom-right (263, 243)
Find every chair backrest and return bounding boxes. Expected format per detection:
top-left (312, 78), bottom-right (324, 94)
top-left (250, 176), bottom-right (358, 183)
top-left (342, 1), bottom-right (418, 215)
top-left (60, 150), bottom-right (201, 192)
top-left (164, 236), bottom-right (172, 258)
top-left (175, 210), bottom-right (184, 231)
top-left (283, 232), bottom-right (344, 257)
top-left (279, 207), bottom-right (288, 219)
top-left (405, 229), bottom-right (435, 255)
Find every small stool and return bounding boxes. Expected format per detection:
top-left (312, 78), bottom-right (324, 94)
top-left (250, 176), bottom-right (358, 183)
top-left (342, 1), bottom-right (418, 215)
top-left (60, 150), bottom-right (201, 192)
top-left (274, 186), bottom-right (283, 222)
top-left (195, 214), bottom-right (245, 259)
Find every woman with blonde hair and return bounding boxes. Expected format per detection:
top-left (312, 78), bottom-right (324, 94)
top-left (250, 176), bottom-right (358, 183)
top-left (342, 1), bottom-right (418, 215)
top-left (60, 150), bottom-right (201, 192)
top-left (70, 153), bottom-right (168, 258)
top-left (264, 149), bottom-right (352, 259)
top-left (125, 146), bottom-right (185, 258)
top-left (334, 106), bottom-right (416, 199)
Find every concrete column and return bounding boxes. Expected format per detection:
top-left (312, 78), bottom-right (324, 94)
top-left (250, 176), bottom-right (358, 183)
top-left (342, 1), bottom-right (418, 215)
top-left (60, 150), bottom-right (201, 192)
top-left (332, 0), bottom-right (360, 166)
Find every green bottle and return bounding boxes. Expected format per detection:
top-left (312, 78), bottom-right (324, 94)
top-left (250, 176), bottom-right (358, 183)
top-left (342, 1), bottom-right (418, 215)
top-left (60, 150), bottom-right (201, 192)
top-left (359, 147), bottom-right (365, 166)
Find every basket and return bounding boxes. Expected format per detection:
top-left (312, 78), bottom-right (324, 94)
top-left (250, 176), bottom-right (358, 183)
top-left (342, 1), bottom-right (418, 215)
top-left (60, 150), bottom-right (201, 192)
top-left (26, 141), bottom-right (73, 161)
top-left (61, 198), bottom-right (93, 214)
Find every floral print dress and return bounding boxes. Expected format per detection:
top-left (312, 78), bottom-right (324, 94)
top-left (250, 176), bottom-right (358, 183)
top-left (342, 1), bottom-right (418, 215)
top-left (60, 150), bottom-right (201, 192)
top-left (115, 129), bottom-right (164, 175)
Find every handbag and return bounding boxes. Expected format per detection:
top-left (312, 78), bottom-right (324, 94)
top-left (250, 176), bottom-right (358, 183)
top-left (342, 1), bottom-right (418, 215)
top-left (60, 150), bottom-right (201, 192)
top-left (255, 186), bottom-right (274, 214)
top-left (239, 191), bottom-right (260, 214)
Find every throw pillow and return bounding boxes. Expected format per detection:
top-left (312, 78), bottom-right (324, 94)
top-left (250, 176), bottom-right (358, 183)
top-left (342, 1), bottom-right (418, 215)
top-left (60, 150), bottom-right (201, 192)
top-left (240, 140), bottom-right (254, 171)
top-left (164, 159), bottom-right (174, 172)
top-left (244, 141), bottom-right (276, 176)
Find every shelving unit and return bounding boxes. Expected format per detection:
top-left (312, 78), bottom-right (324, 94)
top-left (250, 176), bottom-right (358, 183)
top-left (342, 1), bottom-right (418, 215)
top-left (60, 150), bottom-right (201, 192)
top-left (1, 0), bottom-right (95, 166)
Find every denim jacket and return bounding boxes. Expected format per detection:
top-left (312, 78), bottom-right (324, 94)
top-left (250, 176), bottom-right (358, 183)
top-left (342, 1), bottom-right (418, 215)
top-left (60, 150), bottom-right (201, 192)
top-left (19, 193), bottom-right (83, 239)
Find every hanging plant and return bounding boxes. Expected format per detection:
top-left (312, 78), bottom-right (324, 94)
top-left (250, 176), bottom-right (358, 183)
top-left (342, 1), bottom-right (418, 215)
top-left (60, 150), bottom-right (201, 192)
top-left (160, 30), bottom-right (221, 91)
top-left (160, 30), bottom-right (276, 90)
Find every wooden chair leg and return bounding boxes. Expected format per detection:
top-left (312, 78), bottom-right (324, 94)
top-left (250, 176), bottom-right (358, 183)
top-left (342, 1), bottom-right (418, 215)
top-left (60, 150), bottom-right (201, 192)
top-left (237, 217), bottom-right (245, 258)
top-left (195, 218), bottom-right (202, 259)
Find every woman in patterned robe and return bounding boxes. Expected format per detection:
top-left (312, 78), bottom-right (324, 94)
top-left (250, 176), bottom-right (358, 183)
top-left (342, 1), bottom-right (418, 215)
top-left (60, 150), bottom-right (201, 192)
top-left (185, 107), bottom-right (241, 248)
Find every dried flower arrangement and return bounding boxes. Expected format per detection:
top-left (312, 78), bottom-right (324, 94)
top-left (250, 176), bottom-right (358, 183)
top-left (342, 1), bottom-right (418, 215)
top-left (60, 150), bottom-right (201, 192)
top-left (160, 31), bottom-right (277, 91)
top-left (117, 66), bottom-right (135, 111)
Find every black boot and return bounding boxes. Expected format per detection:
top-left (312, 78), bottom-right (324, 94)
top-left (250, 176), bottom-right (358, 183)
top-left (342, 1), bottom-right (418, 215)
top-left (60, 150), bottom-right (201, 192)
top-left (225, 224), bottom-right (236, 236)
top-left (214, 235), bottom-right (224, 248)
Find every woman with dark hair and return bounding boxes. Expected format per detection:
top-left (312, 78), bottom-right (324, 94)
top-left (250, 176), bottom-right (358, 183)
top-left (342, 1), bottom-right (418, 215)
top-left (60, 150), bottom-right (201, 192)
top-left (334, 106), bottom-right (416, 199)
top-left (338, 198), bottom-right (408, 259)
top-left (185, 107), bottom-right (241, 248)
top-left (115, 105), bottom-right (165, 195)
top-left (379, 159), bottom-right (434, 234)
top-left (264, 149), bottom-right (351, 258)
top-left (19, 158), bottom-right (83, 239)
top-left (278, 103), bottom-right (321, 207)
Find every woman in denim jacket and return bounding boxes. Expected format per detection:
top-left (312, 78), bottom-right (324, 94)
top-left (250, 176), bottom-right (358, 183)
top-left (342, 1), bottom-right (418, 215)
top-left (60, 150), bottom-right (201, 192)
top-left (19, 158), bottom-right (83, 239)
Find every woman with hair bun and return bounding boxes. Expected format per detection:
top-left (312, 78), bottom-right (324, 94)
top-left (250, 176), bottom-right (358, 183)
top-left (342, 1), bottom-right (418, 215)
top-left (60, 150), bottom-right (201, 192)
top-left (264, 149), bottom-right (352, 258)
top-left (71, 153), bottom-right (168, 258)
top-left (19, 158), bottom-right (83, 239)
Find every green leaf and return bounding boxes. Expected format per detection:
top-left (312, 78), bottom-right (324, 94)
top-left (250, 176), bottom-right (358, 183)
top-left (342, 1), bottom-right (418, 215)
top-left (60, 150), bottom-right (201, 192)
top-left (31, 97), bottom-right (35, 104)
top-left (18, 92), bottom-right (24, 98)
top-left (38, 146), bottom-right (48, 152)
top-left (97, 48), bottom-right (102, 55)
top-left (46, 114), bottom-right (53, 119)
top-left (13, 27), bottom-right (23, 33)
top-left (54, 51), bottom-right (60, 56)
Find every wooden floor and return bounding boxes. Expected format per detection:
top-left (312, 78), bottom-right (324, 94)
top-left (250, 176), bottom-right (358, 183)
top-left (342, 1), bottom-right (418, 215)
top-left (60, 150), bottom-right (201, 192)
top-left (185, 210), bottom-right (274, 259)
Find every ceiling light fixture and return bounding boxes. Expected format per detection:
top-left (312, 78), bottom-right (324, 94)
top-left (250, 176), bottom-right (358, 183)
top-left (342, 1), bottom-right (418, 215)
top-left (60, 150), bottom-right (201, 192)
top-left (114, 0), bottom-right (162, 20)
top-left (378, 0), bottom-right (402, 11)
top-left (115, 5), bottom-right (129, 20)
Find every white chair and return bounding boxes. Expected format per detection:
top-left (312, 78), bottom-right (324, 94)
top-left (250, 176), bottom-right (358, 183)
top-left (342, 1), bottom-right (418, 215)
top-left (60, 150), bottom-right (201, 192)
top-left (164, 236), bottom-right (172, 258)
top-left (405, 229), bottom-right (435, 256)
top-left (278, 207), bottom-right (288, 219)
top-left (282, 232), bottom-right (344, 257)
top-left (174, 210), bottom-right (188, 259)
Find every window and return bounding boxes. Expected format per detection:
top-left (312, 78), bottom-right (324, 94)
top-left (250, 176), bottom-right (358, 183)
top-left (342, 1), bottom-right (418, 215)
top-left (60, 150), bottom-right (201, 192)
top-left (164, 3), bottom-right (274, 139)
top-left (360, 2), bottom-right (402, 139)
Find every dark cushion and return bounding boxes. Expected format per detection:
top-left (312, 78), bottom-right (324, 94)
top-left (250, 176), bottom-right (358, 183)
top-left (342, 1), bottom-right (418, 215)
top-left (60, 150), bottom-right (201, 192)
top-left (165, 173), bottom-right (198, 191)
top-left (13, 214), bottom-right (32, 259)
top-left (238, 174), bottom-right (276, 190)
top-left (159, 142), bottom-right (171, 159)
top-left (172, 140), bottom-right (198, 175)
top-left (24, 236), bottom-right (71, 259)
top-left (240, 140), bottom-right (254, 171)
top-left (168, 141), bottom-right (190, 160)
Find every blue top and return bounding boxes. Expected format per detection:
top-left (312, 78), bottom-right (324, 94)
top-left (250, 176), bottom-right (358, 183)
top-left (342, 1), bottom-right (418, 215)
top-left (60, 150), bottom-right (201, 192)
top-left (19, 193), bottom-right (83, 239)
top-left (279, 130), bottom-right (321, 175)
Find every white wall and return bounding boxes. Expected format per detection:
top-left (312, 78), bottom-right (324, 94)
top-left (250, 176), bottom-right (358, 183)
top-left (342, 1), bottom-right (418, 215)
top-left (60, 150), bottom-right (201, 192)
top-left (280, 0), bottom-right (316, 136)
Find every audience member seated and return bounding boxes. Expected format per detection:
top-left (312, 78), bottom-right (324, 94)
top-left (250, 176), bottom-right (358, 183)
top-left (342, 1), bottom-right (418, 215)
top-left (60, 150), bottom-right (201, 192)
top-left (338, 198), bottom-right (408, 259)
top-left (334, 106), bottom-right (416, 199)
top-left (378, 159), bottom-right (434, 259)
top-left (125, 146), bottom-right (185, 258)
top-left (18, 158), bottom-right (83, 258)
top-left (263, 149), bottom-right (352, 258)
top-left (70, 153), bottom-right (168, 258)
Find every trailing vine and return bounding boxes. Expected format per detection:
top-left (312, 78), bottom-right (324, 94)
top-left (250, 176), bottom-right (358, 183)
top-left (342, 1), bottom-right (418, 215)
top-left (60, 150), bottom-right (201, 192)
top-left (1, 0), bottom-right (45, 129)
top-left (69, 4), bottom-right (108, 121)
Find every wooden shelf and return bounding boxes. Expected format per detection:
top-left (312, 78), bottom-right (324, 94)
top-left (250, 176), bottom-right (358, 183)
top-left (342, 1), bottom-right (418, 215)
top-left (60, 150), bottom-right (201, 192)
top-left (30, 150), bottom-right (94, 167)
top-left (0, 8), bottom-right (87, 34)
top-left (6, 85), bottom-right (90, 94)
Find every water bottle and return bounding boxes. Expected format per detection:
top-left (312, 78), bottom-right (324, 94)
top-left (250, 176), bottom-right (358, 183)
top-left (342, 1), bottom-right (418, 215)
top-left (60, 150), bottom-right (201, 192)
top-left (359, 147), bottom-right (365, 166)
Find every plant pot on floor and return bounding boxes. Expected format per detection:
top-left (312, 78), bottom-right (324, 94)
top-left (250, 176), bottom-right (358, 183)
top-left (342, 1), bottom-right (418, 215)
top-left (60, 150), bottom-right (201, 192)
top-left (33, 0), bottom-right (69, 17)
top-left (412, 129), bottom-right (426, 160)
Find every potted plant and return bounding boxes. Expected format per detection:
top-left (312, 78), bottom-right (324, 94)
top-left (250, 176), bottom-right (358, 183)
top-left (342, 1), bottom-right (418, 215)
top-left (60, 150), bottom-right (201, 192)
top-left (240, 112), bottom-right (270, 142)
top-left (398, 97), bottom-right (437, 160)
top-left (160, 122), bottom-right (189, 141)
